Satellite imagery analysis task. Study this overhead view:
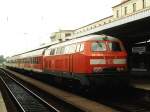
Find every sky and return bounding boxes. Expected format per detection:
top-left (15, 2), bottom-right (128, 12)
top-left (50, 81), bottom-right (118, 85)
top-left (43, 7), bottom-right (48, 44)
top-left (0, 0), bottom-right (121, 57)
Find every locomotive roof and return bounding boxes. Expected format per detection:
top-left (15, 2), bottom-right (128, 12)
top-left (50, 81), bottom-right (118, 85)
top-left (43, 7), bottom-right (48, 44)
top-left (47, 34), bottom-right (120, 49)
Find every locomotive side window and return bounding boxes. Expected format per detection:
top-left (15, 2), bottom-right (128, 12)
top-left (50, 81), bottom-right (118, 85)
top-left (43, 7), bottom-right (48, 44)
top-left (108, 42), bottom-right (121, 51)
top-left (64, 46), bottom-right (70, 54)
top-left (76, 43), bottom-right (81, 52)
top-left (92, 42), bottom-right (106, 51)
top-left (68, 44), bottom-right (76, 53)
top-left (80, 43), bottom-right (84, 52)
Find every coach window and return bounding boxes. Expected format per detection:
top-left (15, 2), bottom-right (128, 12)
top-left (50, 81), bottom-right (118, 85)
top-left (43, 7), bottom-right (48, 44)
top-left (26, 58), bottom-right (27, 63)
top-left (31, 58), bottom-right (34, 64)
top-left (35, 58), bottom-right (37, 64)
top-left (31, 58), bottom-right (33, 64)
top-left (32, 58), bottom-right (34, 64)
top-left (27, 58), bottom-right (29, 63)
top-left (37, 57), bottom-right (39, 64)
top-left (50, 49), bottom-right (55, 55)
top-left (34, 58), bottom-right (36, 64)
top-left (33, 58), bottom-right (35, 64)
top-left (80, 43), bottom-right (84, 52)
top-left (24, 58), bottom-right (26, 63)
top-left (36, 57), bottom-right (38, 64)
top-left (29, 58), bottom-right (31, 64)
top-left (50, 49), bottom-right (52, 55)
top-left (48, 49), bottom-right (51, 55)
top-left (76, 43), bottom-right (81, 52)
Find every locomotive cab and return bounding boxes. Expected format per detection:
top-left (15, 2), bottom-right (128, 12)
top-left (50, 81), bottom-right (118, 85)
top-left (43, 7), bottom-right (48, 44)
top-left (86, 36), bottom-right (127, 74)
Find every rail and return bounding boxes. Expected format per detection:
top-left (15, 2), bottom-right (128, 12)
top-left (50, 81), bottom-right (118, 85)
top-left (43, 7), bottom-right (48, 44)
top-left (0, 69), bottom-right (60, 112)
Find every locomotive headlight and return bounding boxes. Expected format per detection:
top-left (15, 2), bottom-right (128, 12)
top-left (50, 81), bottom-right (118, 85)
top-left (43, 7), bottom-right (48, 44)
top-left (117, 67), bottom-right (125, 71)
top-left (113, 59), bottom-right (126, 64)
top-left (93, 67), bottom-right (103, 73)
top-left (90, 59), bottom-right (106, 65)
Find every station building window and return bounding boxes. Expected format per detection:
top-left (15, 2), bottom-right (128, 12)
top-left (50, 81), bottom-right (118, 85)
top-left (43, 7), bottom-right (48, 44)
top-left (124, 7), bottom-right (127, 15)
top-left (133, 3), bottom-right (136, 12)
top-left (65, 33), bottom-right (71, 37)
top-left (116, 10), bottom-right (119, 18)
top-left (143, 0), bottom-right (146, 8)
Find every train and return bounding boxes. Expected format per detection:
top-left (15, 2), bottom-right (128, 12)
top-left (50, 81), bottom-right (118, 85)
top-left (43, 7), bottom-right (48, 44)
top-left (5, 34), bottom-right (128, 88)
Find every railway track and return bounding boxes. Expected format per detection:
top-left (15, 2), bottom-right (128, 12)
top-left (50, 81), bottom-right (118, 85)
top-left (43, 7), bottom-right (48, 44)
top-left (0, 69), bottom-right (59, 112)
top-left (1, 68), bottom-right (117, 112)
top-left (3, 68), bottom-right (150, 112)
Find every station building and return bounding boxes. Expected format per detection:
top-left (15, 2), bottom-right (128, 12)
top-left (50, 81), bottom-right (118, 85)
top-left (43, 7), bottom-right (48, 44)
top-left (50, 30), bottom-right (74, 42)
top-left (50, 0), bottom-right (150, 41)
top-left (74, 0), bottom-right (150, 36)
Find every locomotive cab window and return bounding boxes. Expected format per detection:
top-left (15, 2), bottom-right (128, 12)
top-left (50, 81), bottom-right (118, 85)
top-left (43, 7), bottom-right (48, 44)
top-left (108, 42), bottom-right (122, 51)
top-left (92, 42), bottom-right (106, 51)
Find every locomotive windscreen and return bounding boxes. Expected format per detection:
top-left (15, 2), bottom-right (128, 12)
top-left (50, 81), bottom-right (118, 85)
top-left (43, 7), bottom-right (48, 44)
top-left (108, 42), bottom-right (122, 51)
top-left (92, 42), bottom-right (106, 51)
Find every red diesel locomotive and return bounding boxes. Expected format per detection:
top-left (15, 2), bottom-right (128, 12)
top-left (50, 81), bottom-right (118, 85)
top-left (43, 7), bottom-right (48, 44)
top-left (6, 35), bottom-right (128, 87)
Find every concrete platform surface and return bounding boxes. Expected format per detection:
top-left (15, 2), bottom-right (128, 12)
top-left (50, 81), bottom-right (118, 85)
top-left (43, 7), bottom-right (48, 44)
top-left (131, 79), bottom-right (150, 90)
top-left (0, 91), bottom-right (7, 112)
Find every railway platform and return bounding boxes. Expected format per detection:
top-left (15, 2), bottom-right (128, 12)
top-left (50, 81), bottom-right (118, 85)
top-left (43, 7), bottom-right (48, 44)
top-left (131, 78), bottom-right (150, 91)
top-left (0, 91), bottom-right (7, 112)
